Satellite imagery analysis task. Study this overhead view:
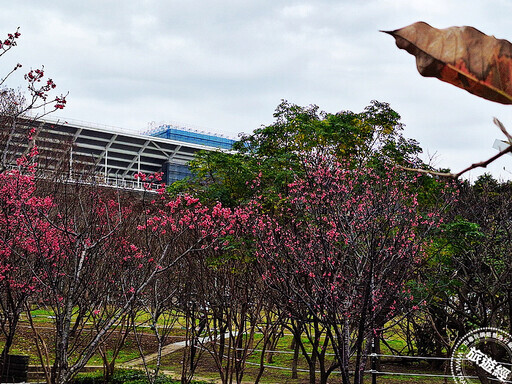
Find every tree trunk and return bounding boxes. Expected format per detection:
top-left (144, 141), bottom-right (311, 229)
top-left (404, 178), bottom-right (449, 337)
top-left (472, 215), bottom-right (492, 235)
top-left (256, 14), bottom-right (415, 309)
top-left (291, 336), bottom-right (299, 379)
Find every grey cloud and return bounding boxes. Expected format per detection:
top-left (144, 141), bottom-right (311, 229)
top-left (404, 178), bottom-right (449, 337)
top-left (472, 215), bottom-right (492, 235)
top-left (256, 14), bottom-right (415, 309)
top-left (2, 0), bottom-right (512, 180)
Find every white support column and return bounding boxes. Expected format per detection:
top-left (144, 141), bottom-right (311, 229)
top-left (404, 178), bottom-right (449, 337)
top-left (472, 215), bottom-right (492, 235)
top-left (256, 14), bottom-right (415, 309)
top-left (104, 149), bottom-right (108, 182)
top-left (69, 148), bottom-right (73, 180)
top-left (137, 154), bottom-right (140, 189)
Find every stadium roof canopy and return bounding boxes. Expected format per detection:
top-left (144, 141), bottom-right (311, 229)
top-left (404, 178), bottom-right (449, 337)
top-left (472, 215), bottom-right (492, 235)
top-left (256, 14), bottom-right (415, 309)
top-left (2, 116), bottom-right (235, 191)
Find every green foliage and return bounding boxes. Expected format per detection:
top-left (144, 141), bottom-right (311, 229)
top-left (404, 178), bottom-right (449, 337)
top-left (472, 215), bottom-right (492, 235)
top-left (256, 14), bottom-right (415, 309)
top-left (410, 174), bottom-right (512, 358)
top-left (437, 219), bottom-right (485, 256)
top-left (416, 218), bottom-right (484, 300)
top-left (413, 173), bottom-right (453, 209)
top-left (168, 151), bottom-right (256, 207)
top-left (73, 369), bottom-right (211, 384)
top-left (171, 100), bottom-right (423, 208)
top-left (236, 99), bottom-right (421, 166)
top-left (206, 234), bottom-right (256, 271)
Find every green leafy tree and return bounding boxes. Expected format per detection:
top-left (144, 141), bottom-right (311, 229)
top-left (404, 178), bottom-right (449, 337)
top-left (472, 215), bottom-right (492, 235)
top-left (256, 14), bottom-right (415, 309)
top-left (409, 175), bottom-right (512, 360)
top-left (171, 100), bottom-right (423, 207)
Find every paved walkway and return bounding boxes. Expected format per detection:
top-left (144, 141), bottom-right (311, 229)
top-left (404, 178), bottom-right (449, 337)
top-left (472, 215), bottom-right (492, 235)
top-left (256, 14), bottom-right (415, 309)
top-left (122, 335), bottom-right (232, 384)
top-left (123, 339), bottom-right (188, 367)
top-left (123, 332), bottom-right (234, 367)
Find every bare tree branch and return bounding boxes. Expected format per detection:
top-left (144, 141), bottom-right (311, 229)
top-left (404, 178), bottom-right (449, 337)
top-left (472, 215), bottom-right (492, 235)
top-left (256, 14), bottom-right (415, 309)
top-left (398, 118), bottom-right (512, 178)
top-left (494, 117), bottom-right (512, 144)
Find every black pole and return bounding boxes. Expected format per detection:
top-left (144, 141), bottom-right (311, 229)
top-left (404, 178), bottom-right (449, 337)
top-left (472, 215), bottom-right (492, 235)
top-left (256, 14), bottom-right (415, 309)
top-left (371, 335), bottom-right (377, 384)
top-left (190, 300), bottom-right (196, 372)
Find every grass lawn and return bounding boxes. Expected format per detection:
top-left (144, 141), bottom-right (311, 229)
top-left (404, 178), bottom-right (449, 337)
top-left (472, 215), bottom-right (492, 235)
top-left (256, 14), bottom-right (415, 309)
top-left (1, 312), bottom-right (455, 383)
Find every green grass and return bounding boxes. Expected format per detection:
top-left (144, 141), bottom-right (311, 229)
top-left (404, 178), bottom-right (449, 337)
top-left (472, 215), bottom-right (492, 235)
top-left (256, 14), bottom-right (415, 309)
top-left (73, 369), bottom-right (214, 384)
top-left (1, 312), bottom-right (451, 384)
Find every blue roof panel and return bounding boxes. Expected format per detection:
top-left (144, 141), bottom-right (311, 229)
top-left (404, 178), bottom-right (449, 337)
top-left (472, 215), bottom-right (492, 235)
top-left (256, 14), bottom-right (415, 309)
top-left (147, 126), bottom-right (236, 150)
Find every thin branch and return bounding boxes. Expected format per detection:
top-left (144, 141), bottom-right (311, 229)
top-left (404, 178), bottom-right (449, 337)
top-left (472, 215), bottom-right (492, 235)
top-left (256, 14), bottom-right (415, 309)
top-left (453, 144), bottom-right (512, 178)
top-left (494, 117), bottom-right (512, 144)
top-left (398, 118), bottom-right (512, 178)
top-left (0, 63), bottom-right (22, 87)
top-left (396, 165), bottom-right (456, 178)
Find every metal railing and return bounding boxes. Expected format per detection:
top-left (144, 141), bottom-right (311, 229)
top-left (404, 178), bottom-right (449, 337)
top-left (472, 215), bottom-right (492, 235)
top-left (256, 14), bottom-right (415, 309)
top-left (5, 164), bottom-right (162, 193)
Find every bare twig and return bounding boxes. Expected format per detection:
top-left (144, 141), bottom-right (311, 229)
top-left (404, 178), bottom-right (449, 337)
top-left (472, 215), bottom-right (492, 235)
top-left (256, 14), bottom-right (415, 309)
top-left (452, 144), bottom-right (512, 178)
top-left (494, 117), bottom-right (512, 144)
top-left (396, 166), bottom-right (456, 178)
top-left (398, 118), bottom-right (512, 178)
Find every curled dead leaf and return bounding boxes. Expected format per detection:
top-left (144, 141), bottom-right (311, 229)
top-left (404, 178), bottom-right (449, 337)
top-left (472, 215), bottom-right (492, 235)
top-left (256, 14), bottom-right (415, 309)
top-left (384, 21), bottom-right (512, 104)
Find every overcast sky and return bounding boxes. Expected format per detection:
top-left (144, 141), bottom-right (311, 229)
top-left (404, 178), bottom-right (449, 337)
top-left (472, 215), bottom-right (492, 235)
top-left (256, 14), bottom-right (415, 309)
top-left (2, 0), bottom-right (512, 180)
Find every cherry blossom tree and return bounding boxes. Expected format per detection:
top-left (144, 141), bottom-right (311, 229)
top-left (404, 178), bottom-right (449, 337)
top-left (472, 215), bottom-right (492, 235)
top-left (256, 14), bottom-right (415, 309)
top-left (0, 145), bottom-right (238, 384)
top-left (0, 28), bottom-right (67, 172)
top-left (184, 241), bottom-right (268, 384)
top-left (124, 181), bottom-right (239, 384)
top-left (0, 155), bottom-right (54, 364)
top-left (250, 155), bottom-right (452, 384)
top-left (0, 27), bottom-right (68, 382)
top-left (31, 175), bottom-right (237, 384)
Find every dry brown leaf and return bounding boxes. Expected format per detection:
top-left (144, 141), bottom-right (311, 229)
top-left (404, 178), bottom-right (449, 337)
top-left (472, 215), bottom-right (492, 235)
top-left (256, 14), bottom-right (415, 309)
top-left (384, 21), bottom-right (512, 104)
